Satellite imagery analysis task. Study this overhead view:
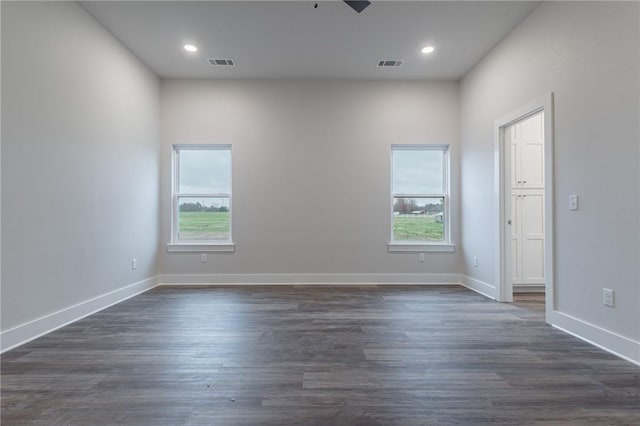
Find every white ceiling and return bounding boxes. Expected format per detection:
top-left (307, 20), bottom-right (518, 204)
top-left (81, 1), bottom-right (539, 80)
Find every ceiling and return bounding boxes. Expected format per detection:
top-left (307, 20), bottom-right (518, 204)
top-left (81, 1), bottom-right (539, 80)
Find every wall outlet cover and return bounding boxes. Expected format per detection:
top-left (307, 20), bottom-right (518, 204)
top-left (569, 194), bottom-right (579, 211)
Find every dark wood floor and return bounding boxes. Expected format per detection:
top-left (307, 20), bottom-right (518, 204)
top-left (2, 286), bottom-right (639, 425)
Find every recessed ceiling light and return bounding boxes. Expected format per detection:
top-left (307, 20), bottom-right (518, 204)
top-left (421, 46), bottom-right (435, 54)
top-left (184, 44), bottom-right (198, 53)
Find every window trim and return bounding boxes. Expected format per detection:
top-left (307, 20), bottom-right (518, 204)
top-left (167, 144), bottom-right (235, 252)
top-left (388, 144), bottom-right (454, 253)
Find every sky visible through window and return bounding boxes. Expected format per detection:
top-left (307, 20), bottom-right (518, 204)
top-left (393, 149), bottom-right (443, 194)
top-left (178, 148), bottom-right (441, 195)
top-left (179, 149), bottom-right (230, 194)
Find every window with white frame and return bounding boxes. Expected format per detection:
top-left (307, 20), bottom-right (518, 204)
top-left (171, 145), bottom-right (232, 247)
top-left (391, 145), bottom-right (450, 245)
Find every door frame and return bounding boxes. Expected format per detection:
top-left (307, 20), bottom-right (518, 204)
top-left (494, 93), bottom-right (554, 321)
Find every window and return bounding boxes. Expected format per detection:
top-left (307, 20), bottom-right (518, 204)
top-left (168, 145), bottom-right (234, 252)
top-left (389, 145), bottom-right (453, 252)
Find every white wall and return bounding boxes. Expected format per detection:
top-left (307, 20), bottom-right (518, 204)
top-left (160, 80), bottom-right (460, 280)
top-left (1, 2), bottom-right (159, 334)
top-left (461, 2), bottom-right (639, 358)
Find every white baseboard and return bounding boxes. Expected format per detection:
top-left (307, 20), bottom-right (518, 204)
top-left (159, 273), bottom-right (460, 286)
top-left (513, 284), bottom-right (545, 293)
top-left (0, 275), bottom-right (159, 353)
top-left (459, 274), bottom-right (496, 299)
top-left (550, 311), bottom-right (640, 366)
top-left (3, 272), bottom-right (638, 368)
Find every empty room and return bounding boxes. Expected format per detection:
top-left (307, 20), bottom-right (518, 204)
top-left (1, 1), bottom-right (639, 424)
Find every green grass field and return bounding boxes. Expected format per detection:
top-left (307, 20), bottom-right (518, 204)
top-left (393, 215), bottom-right (444, 241)
top-left (179, 211), bottom-right (442, 242)
top-left (179, 211), bottom-right (230, 240)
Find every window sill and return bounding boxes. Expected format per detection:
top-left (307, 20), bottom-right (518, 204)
top-left (167, 243), bottom-right (235, 253)
top-left (387, 242), bottom-right (455, 253)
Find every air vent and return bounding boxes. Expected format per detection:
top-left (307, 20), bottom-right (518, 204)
top-left (208, 58), bottom-right (235, 67)
top-left (377, 60), bottom-right (403, 68)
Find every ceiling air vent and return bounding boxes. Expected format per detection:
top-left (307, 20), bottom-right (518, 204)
top-left (377, 60), bottom-right (403, 68)
top-left (208, 58), bottom-right (235, 67)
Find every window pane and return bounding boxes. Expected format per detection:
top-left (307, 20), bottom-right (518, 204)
top-left (393, 149), bottom-right (443, 194)
top-left (179, 149), bottom-right (230, 194)
top-left (393, 197), bottom-right (444, 241)
top-left (178, 197), bottom-right (230, 241)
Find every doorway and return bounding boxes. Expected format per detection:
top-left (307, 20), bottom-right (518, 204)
top-left (494, 94), bottom-right (554, 322)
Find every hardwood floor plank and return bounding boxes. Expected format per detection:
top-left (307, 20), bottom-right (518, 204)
top-left (2, 286), bottom-right (638, 425)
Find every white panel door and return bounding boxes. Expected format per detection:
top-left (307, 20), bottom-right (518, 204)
top-left (518, 112), bottom-right (544, 189)
top-left (511, 193), bottom-right (522, 283)
top-left (509, 127), bottom-right (519, 188)
top-left (520, 191), bottom-right (545, 284)
top-left (511, 112), bottom-right (544, 189)
top-left (507, 111), bottom-right (545, 287)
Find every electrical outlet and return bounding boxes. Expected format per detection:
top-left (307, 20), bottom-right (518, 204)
top-left (569, 194), bottom-right (579, 211)
top-left (473, 256), bottom-right (478, 267)
top-left (603, 288), bottom-right (614, 307)
top-left (419, 253), bottom-right (425, 262)
top-left (131, 258), bottom-right (137, 270)
top-left (201, 253), bottom-right (208, 263)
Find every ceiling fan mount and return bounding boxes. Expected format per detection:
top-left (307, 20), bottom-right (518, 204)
top-left (343, 1), bottom-right (372, 14)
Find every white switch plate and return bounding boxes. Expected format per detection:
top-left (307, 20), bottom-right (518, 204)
top-left (569, 194), bottom-right (579, 211)
top-left (603, 288), bottom-right (614, 307)
top-left (419, 253), bottom-right (425, 262)
top-left (473, 256), bottom-right (478, 267)
top-left (131, 258), bottom-right (137, 270)
top-left (201, 253), bottom-right (208, 263)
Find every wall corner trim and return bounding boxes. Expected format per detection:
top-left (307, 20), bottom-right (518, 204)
top-left (0, 275), bottom-right (160, 353)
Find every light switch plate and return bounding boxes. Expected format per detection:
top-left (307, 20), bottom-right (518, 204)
top-left (603, 288), bottom-right (614, 307)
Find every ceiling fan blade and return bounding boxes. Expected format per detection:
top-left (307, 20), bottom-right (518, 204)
top-left (343, 1), bottom-right (371, 14)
